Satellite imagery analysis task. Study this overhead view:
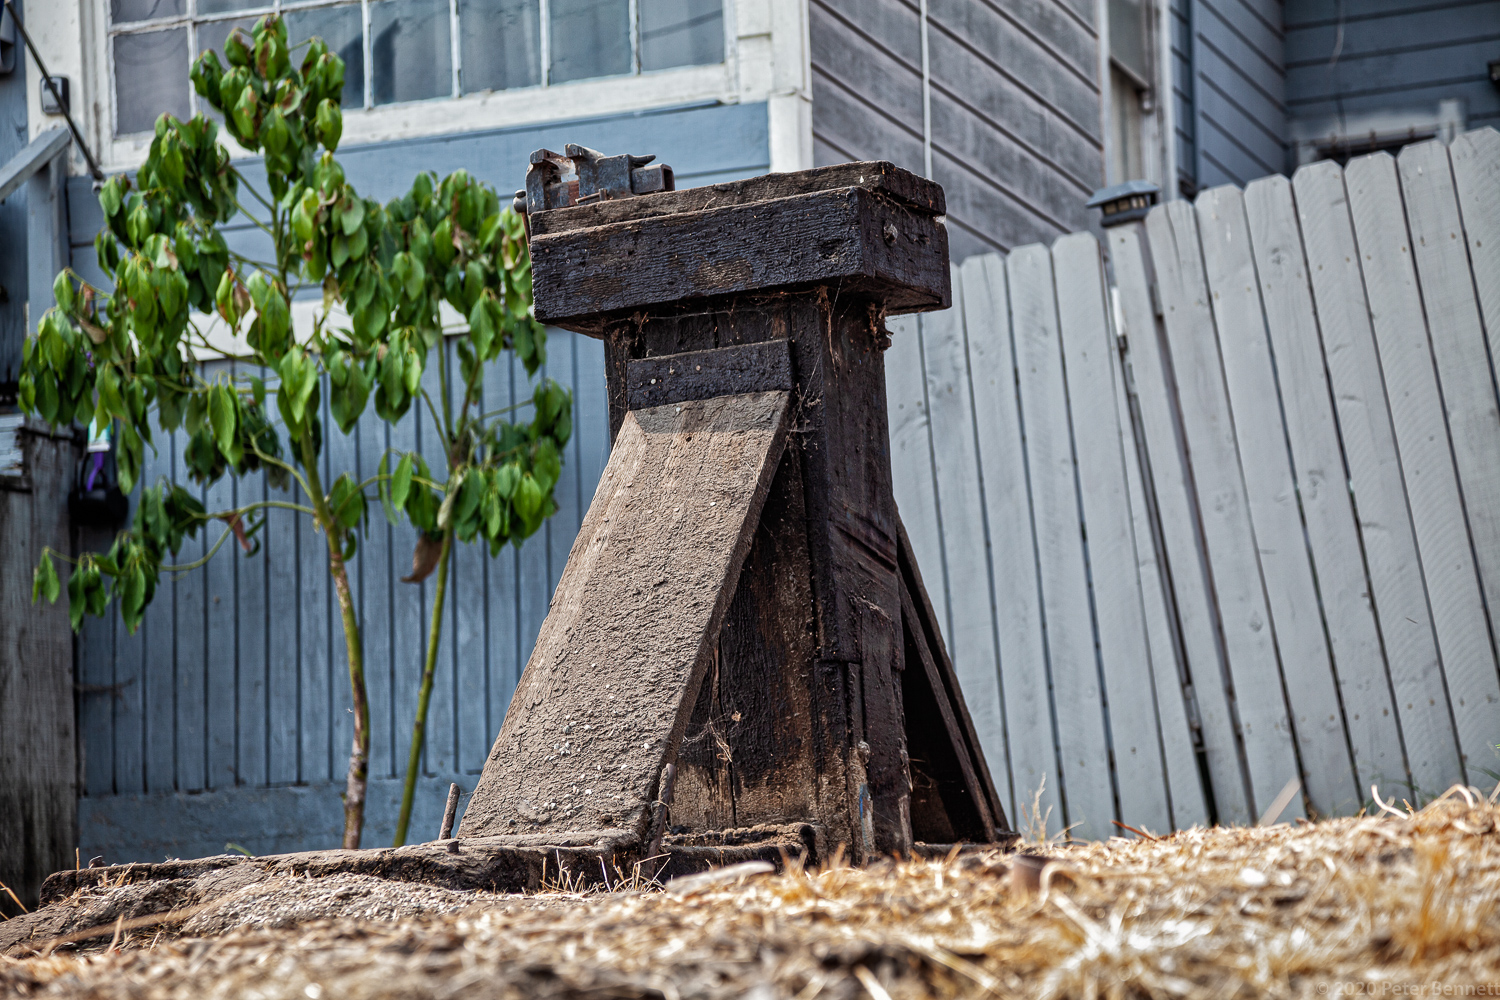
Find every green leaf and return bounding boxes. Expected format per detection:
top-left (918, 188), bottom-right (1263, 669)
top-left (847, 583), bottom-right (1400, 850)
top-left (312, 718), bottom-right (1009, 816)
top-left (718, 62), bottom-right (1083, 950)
top-left (67, 564), bottom-right (86, 631)
top-left (514, 473), bottom-right (543, 525)
top-left (468, 298), bottom-right (494, 357)
top-left (121, 563), bottom-right (148, 634)
top-left (341, 194), bottom-right (364, 235)
top-left (53, 272), bottom-right (75, 314)
top-left (33, 551), bottom-right (60, 604)
top-left (99, 177), bottom-right (124, 218)
top-left (378, 451), bottom-right (399, 526)
top-left (210, 384), bottom-right (237, 456)
top-left (316, 98), bottom-right (342, 151)
top-left (391, 453), bottom-right (413, 508)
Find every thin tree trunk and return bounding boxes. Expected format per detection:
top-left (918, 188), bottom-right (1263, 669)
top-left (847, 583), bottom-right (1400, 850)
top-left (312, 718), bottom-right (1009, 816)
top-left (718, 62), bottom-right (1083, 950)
top-left (393, 529), bottom-right (453, 847)
top-left (300, 432), bottom-right (370, 850)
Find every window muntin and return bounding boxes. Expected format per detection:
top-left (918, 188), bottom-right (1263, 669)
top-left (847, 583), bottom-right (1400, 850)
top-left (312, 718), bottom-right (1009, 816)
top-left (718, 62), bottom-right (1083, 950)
top-left (107, 0), bottom-right (726, 138)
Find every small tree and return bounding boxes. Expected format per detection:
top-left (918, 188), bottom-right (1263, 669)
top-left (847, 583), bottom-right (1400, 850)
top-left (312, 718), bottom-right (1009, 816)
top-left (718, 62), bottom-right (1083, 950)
top-left (23, 14), bottom-right (571, 848)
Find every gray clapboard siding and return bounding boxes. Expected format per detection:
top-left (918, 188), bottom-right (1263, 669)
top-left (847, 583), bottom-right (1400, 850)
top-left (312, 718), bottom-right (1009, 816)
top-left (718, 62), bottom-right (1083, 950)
top-left (811, 0), bottom-right (1102, 260)
top-left (893, 129), bottom-right (1500, 834)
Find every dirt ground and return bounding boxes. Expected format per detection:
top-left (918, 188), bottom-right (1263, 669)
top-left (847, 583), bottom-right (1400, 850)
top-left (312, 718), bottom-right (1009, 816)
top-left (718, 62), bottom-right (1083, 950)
top-left (3, 789), bottom-right (1499, 999)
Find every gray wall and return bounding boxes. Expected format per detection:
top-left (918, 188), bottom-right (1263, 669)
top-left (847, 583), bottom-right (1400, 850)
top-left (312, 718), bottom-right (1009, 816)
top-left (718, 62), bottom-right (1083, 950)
top-left (1180, 0), bottom-right (1288, 189)
top-left (71, 100), bottom-right (769, 863)
top-left (1285, 0), bottom-right (1500, 142)
top-left (809, 0), bottom-right (1104, 259)
top-left (0, 0), bottom-right (28, 391)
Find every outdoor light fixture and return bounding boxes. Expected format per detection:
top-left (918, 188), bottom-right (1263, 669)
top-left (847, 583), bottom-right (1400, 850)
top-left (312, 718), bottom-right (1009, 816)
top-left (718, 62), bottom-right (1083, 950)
top-left (1490, 59), bottom-right (1500, 87)
top-left (1087, 180), bottom-right (1160, 227)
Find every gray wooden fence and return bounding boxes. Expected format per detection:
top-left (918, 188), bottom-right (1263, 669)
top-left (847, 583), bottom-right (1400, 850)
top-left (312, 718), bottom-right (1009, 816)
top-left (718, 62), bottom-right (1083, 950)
top-left (890, 127), bottom-right (1500, 842)
top-left (78, 129), bottom-right (1500, 858)
top-left (76, 330), bottom-right (610, 860)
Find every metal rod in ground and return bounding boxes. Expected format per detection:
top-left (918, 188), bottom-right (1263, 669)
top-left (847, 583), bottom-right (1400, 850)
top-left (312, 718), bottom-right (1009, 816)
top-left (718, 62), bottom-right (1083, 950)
top-left (439, 783), bottom-right (461, 840)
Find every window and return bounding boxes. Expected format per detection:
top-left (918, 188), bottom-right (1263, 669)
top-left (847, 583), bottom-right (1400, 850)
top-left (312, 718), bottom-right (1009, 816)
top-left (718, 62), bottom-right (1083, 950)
top-left (107, 0), bottom-right (726, 138)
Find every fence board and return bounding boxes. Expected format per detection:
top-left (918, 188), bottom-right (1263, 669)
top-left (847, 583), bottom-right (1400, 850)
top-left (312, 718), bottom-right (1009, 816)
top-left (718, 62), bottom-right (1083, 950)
top-left (299, 392), bottom-right (333, 785)
top-left (1149, 199), bottom-right (1302, 821)
top-left (204, 451), bottom-right (238, 791)
top-left (962, 255), bottom-right (1051, 829)
top-left (1197, 184), bottom-right (1346, 819)
top-left (143, 435), bottom-right (178, 795)
top-left (1346, 151), bottom-right (1495, 789)
top-left (1054, 231), bottom-right (1173, 834)
top-left (886, 313), bottom-right (951, 644)
top-left (1292, 160), bottom-right (1460, 796)
top-left (1452, 130), bottom-right (1500, 368)
top-left (924, 262), bottom-right (1008, 803)
top-left (1397, 141), bottom-right (1500, 780)
top-left (1108, 223), bottom-right (1250, 825)
top-left (1243, 174), bottom-right (1405, 799)
top-left (1108, 285), bottom-right (1210, 830)
top-left (921, 266), bottom-right (1010, 799)
top-left (1009, 243), bottom-right (1115, 841)
top-left (326, 383), bottom-right (359, 793)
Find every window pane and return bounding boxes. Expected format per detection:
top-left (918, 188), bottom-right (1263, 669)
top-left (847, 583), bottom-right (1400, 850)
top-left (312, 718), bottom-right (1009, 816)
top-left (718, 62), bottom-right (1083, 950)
top-left (285, 4), bottom-right (366, 107)
top-left (548, 0), bottom-right (629, 84)
top-left (639, 0), bottom-right (722, 71)
top-left (198, 0), bottom-right (266, 15)
top-left (114, 28), bottom-right (191, 134)
top-left (111, 0), bottom-right (184, 24)
top-left (459, 0), bottom-right (540, 93)
top-left (196, 17), bottom-right (257, 62)
top-left (370, 0), bottom-right (453, 105)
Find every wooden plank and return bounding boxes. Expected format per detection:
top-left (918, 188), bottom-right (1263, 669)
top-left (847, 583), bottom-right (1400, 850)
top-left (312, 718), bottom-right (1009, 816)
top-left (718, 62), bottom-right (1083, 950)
top-left (1396, 139), bottom-right (1500, 778)
top-left (963, 253), bottom-right (1054, 830)
top-left (298, 390), bottom-right (333, 785)
top-left (453, 343), bottom-right (490, 777)
top-left (357, 399), bottom-right (394, 781)
top-left (920, 264), bottom-right (1009, 796)
top-left (204, 444), bottom-right (238, 791)
top-left (896, 517), bottom-right (1011, 837)
top-left (1106, 276), bottom-right (1210, 830)
top-left (1110, 221), bottom-right (1249, 824)
top-left (626, 340), bottom-right (793, 411)
top-left (1451, 129), bottom-right (1500, 363)
top-left (418, 358), bottom-right (455, 780)
top-left (885, 313), bottom-right (950, 643)
top-left (1292, 160), bottom-right (1461, 796)
top-left (1150, 200), bottom-right (1301, 823)
top-left (174, 469), bottom-right (209, 794)
top-left (1195, 184), bottom-right (1347, 819)
top-left (1008, 242), bottom-right (1115, 841)
top-left (387, 394), bottom-right (426, 792)
top-left (1346, 151), bottom-right (1487, 791)
top-left (1052, 231), bottom-right (1174, 834)
top-left (1244, 173), bottom-right (1406, 801)
top-left (482, 354), bottom-right (520, 756)
top-left (460, 390), bottom-right (791, 838)
top-left (235, 434), bottom-right (268, 791)
top-left (530, 188), bottom-right (950, 328)
top-left (75, 520), bottom-right (117, 797)
top-left (142, 433), bottom-right (178, 794)
top-left (326, 381), bottom-right (360, 791)
top-left (265, 429), bottom-right (302, 787)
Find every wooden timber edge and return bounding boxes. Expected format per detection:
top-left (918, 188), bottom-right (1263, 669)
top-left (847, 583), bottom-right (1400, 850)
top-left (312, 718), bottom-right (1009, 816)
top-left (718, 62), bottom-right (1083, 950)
top-left (37, 825), bottom-right (823, 906)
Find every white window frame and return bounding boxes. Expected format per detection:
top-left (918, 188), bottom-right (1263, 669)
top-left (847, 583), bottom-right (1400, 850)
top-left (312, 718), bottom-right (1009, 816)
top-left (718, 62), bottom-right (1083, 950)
top-left (95, 0), bottom-right (750, 169)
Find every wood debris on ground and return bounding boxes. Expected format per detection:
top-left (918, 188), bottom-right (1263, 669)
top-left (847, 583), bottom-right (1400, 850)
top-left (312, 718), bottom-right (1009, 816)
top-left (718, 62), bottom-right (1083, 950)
top-left (3, 789), bottom-right (1499, 999)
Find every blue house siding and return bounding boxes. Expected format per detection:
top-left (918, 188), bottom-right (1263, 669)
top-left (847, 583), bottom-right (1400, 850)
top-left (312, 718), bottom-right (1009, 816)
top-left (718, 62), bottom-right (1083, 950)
top-left (1183, 0), bottom-right (1288, 188)
top-left (71, 101), bottom-right (768, 863)
top-left (1285, 0), bottom-right (1500, 137)
top-left (0, 0), bottom-right (31, 384)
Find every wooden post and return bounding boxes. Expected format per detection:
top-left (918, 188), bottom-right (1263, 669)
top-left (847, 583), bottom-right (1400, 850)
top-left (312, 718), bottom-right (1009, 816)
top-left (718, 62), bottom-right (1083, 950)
top-left (0, 419), bottom-right (78, 915)
top-left (460, 159), bottom-right (1012, 862)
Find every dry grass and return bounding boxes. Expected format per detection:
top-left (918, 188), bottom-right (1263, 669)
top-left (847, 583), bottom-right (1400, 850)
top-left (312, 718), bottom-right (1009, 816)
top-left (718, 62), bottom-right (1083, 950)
top-left (5, 789), bottom-right (1500, 999)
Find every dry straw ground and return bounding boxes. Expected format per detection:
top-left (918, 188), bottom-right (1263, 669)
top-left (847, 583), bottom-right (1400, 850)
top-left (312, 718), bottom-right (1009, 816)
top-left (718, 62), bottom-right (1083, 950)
top-left (4, 787), bottom-right (1500, 999)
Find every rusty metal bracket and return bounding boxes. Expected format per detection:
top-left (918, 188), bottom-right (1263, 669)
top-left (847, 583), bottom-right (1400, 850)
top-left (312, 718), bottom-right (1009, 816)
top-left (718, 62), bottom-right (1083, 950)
top-left (518, 144), bottom-right (674, 217)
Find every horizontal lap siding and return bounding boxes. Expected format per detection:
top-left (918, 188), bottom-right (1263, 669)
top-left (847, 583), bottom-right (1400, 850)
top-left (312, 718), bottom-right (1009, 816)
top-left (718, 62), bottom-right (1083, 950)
top-left (72, 104), bottom-right (765, 861)
top-left (1284, 0), bottom-right (1500, 131)
top-left (1190, 0), bottom-right (1287, 187)
top-left (812, 0), bottom-right (1102, 259)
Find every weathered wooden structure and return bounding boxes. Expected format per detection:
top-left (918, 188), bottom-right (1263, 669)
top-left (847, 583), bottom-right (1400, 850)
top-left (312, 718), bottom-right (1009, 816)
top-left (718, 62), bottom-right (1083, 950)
top-left (459, 153), bottom-right (1013, 863)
